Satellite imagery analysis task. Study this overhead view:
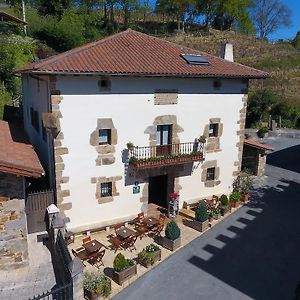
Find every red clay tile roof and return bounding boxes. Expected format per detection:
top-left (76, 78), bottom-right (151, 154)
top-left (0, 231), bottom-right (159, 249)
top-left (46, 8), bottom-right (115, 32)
top-left (0, 11), bottom-right (27, 25)
top-left (244, 139), bottom-right (273, 151)
top-left (17, 29), bottom-right (268, 79)
top-left (0, 121), bottom-right (44, 178)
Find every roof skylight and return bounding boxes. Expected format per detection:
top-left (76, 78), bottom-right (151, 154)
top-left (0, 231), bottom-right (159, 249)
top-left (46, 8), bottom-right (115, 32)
top-left (181, 54), bottom-right (210, 65)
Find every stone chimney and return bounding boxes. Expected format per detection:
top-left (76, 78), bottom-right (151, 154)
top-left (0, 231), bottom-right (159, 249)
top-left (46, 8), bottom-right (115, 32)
top-left (220, 43), bottom-right (234, 62)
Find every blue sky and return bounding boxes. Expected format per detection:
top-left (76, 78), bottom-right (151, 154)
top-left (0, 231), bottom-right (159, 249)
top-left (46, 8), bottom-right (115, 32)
top-left (269, 0), bottom-right (300, 40)
top-left (149, 0), bottom-right (299, 41)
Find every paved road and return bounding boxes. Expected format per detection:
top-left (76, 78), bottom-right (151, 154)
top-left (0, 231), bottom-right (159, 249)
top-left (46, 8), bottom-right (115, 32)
top-left (113, 137), bottom-right (300, 300)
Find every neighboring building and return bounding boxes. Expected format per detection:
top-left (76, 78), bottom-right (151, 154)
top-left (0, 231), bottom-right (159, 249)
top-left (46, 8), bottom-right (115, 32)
top-left (17, 29), bottom-right (268, 232)
top-left (0, 11), bottom-right (26, 25)
top-left (242, 139), bottom-right (273, 176)
top-left (0, 120), bottom-right (44, 269)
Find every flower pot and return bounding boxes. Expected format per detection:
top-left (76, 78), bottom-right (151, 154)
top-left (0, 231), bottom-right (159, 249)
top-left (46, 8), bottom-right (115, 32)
top-left (139, 249), bottom-right (161, 268)
top-left (184, 219), bottom-right (209, 232)
top-left (213, 213), bottom-right (221, 220)
top-left (242, 193), bottom-right (250, 203)
top-left (208, 216), bottom-right (214, 223)
top-left (113, 264), bottom-right (137, 285)
top-left (162, 236), bottom-right (181, 251)
top-left (220, 205), bottom-right (231, 216)
top-left (231, 201), bottom-right (240, 208)
top-left (84, 290), bottom-right (104, 300)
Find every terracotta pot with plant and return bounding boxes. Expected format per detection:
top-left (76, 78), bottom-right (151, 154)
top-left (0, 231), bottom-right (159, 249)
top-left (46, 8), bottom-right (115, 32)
top-left (219, 194), bottom-right (231, 216)
top-left (113, 253), bottom-right (137, 285)
top-left (229, 192), bottom-right (242, 208)
top-left (184, 203), bottom-right (209, 232)
top-left (162, 220), bottom-right (181, 251)
top-left (233, 171), bottom-right (253, 203)
top-left (83, 271), bottom-right (111, 300)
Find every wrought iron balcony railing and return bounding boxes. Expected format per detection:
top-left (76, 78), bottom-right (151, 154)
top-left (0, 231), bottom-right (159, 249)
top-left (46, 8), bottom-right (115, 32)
top-left (129, 141), bottom-right (205, 169)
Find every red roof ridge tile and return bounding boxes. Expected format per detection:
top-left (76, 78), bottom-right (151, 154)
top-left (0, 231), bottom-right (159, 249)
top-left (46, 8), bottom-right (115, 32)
top-left (244, 139), bottom-right (273, 151)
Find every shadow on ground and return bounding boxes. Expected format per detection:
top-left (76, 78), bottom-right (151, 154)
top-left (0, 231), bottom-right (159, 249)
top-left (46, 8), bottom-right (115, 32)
top-left (188, 179), bottom-right (300, 300)
top-left (267, 144), bottom-right (300, 173)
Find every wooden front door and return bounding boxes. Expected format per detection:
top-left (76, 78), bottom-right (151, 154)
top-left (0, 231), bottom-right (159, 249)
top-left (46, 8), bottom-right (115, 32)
top-left (156, 125), bottom-right (172, 156)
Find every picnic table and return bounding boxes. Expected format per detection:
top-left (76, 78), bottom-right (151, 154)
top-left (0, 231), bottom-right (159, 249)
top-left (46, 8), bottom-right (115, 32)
top-left (116, 227), bottom-right (136, 239)
top-left (83, 239), bottom-right (104, 253)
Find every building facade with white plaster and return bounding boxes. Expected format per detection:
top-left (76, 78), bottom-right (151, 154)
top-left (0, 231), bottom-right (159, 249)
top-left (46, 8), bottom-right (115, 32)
top-left (18, 29), bottom-right (268, 232)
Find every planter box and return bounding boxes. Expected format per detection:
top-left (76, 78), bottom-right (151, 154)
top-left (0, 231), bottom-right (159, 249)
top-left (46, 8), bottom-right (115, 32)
top-left (221, 205), bottom-right (231, 216)
top-left (139, 249), bottom-right (161, 268)
top-left (84, 290), bottom-right (104, 300)
top-left (113, 264), bottom-right (137, 285)
top-left (162, 236), bottom-right (181, 251)
top-left (213, 213), bottom-right (221, 220)
top-left (184, 219), bottom-right (209, 232)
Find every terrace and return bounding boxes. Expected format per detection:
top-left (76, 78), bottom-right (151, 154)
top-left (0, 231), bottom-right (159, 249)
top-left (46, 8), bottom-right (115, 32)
top-left (67, 199), bottom-right (244, 299)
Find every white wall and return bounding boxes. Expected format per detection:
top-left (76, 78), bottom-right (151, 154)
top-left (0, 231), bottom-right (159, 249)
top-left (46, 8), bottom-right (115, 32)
top-left (22, 75), bottom-right (51, 172)
top-left (56, 76), bottom-right (246, 231)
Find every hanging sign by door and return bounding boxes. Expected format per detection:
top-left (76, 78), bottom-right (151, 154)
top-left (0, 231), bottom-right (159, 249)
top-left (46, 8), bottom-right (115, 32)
top-left (133, 181), bottom-right (140, 194)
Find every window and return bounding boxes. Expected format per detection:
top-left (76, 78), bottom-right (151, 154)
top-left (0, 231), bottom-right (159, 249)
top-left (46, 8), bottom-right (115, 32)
top-left (213, 79), bottom-right (222, 90)
top-left (180, 54), bottom-right (210, 65)
top-left (206, 167), bottom-right (215, 181)
top-left (99, 129), bottom-right (111, 145)
top-left (209, 123), bottom-right (219, 137)
top-left (30, 107), bottom-right (39, 132)
top-left (100, 182), bottom-right (112, 197)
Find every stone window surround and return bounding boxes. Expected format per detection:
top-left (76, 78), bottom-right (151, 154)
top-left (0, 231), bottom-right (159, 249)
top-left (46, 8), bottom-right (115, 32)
top-left (91, 176), bottom-right (122, 204)
top-left (90, 118), bottom-right (117, 166)
top-left (203, 117), bottom-right (224, 153)
top-left (201, 160), bottom-right (220, 188)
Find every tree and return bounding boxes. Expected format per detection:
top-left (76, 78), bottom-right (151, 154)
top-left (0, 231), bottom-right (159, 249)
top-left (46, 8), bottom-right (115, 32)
top-left (251, 0), bottom-right (291, 38)
top-left (246, 88), bottom-right (278, 127)
top-left (118, 0), bottom-right (139, 29)
top-left (37, 0), bottom-right (73, 17)
top-left (195, 0), bottom-right (219, 32)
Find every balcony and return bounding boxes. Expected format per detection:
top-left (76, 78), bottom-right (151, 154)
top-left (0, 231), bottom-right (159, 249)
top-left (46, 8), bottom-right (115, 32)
top-left (128, 141), bottom-right (205, 170)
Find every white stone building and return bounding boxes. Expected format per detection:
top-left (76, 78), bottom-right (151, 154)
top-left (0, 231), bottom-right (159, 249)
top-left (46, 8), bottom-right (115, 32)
top-left (18, 29), bottom-right (268, 232)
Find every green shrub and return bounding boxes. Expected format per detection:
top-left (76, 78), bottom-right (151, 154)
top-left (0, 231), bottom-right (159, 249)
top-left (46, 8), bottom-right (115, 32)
top-left (229, 192), bottom-right (242, 203)
top-left (165, 220), bottom-right (180, 240)
top-left (138, 244), bottom-right (160, 265)
top-left (220, 194), bottom-right (229, 206)
top-left (113, 253), bottom-right (134, 272)
top-left (195, 203), bottom-right (208, 222)
top-left (258, 127), bottom-right (269, 134)
top-left (83, 271), bottom-right (111, 297)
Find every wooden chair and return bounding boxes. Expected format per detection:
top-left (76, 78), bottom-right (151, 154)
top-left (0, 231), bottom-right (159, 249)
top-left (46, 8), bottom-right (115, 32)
top-left (134, 224), bottom-right (148, 240)
top-left (135, 212), bottom-right (145, 225)
top-left (72, 246), bottom-right (85, 257)
top-left (151, 223), bottom-right (164, 237)
top-left (122, 236), bottom-right (137, 252)
top-left (159, 214), bottom-right (166, 223)
top-left (109, 236), bottom-right (123, 252)
top-left (88, 250), bottom-right (105, 268)
top-left (82, 236), bottom-right (92, 244)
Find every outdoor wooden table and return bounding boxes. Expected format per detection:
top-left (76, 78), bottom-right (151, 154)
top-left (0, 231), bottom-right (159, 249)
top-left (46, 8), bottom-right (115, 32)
top-left (142, 217), bottom-right (159, 227)
top-left (116, 227), bottom-right (136, 239)
top-left (83, 239), bottom-right (104, 253)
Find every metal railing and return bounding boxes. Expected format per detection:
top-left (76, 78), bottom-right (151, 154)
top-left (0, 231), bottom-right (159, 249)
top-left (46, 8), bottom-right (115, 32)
top-left (129, 141), bottom-right (205, 161)
top-left (28, 282), bottom-right (73, 300)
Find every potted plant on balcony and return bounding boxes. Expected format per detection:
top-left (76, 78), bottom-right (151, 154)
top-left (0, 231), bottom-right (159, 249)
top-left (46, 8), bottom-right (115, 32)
top-left (83, 271), bottom-right (111, 300)
top-left (137, 243), bottom-right (161, 268)
top-left (219, 194), bottom-right (230, 216)
top-left (198, 135), bottom-right (207, 143)
top-left (162, 220), bottom-right (181, 251)
top-left (229, 192), bottom-right (242, 208)
top-left (113, 253), bottom-right (137, 285)
top-left (126, 142), bottom-right (135, 151)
